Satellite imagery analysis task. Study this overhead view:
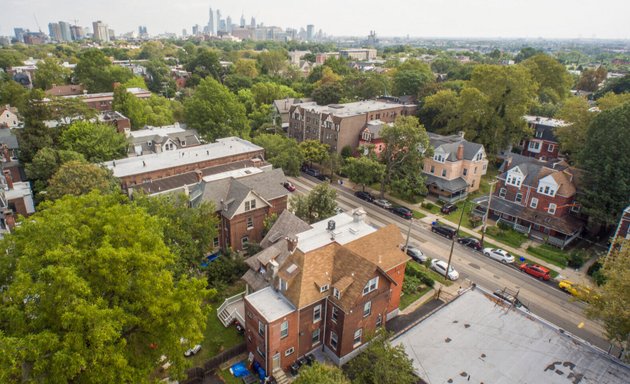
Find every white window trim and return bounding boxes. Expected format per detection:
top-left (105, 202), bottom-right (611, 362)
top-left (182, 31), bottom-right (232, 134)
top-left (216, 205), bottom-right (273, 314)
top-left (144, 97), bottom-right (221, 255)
top-left (280, 321), bottom-right (289, 339)
top-left (363, 301), bottom-right (372, 317)
top-left (548, 203), bottom-right (557, 215)
top-left (333, 287), bottom-right (341, 299)
top-left (285, 347), bottom-right (295, 356)
top-left (363, 277), bottom-right (379, 296)
top-left (530, 197), bottom-right (538, 209)
top-left (247, 216), bottom-right (254, 230)
top-left (313, 304), bottom-right (322, 323)
top-left (331, 306), bottom-right (338, 323)
top-left (330, 331), bottom-right (338, 350)
top-left (499, 188), bottom-right (507, 198)
top-left (258, 321), bottom-right (265, 337)
top-left (548, 144), bottom-right (555, 152)
top-left (320, 284), bottom-right (329, 293)
top-left (515, 193), bottom-right (523, 203)
top-left (353, 329), bottom-right (363, 348)
top-left (312, 328), bottom-right (320, 346)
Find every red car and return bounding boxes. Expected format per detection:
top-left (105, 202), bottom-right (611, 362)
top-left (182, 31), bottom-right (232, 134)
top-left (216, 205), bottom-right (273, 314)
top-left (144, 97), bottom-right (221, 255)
top-left (519, 263), bottom-right (551, 280)
top-left (283, 181), bottom-right (296, 192)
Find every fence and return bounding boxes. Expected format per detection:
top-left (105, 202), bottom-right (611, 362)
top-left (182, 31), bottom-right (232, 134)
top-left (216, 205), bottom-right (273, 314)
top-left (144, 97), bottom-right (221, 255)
top-left (203, 342), bottom-right (247, 373)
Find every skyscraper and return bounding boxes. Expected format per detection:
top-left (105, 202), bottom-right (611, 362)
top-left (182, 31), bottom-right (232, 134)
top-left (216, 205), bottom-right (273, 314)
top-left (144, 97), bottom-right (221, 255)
top-left (306, 24), bottom-right (315, 41)
top-left (240, 14), bottom-right (246, 28)
top-left (192, 24), bottom-right (199, 35)
top-left (70, 25), bottom-right (84, 40)
top-left (14, 28), bottom-right (26, 43)
top-left (216, 9), bottom-right (222, 32)
top-left (48, 22), bottom-right (62, 42)
top-left (92, 21), bottom-right (110, 42)
top-left (208, 7), bottom-right (215, 35)
top-left (250, 17), bottom-right (256, 28)
top-left (59, 21), bottom-right (72, 42)
top-left (226, 16), bottom-right (232, 33)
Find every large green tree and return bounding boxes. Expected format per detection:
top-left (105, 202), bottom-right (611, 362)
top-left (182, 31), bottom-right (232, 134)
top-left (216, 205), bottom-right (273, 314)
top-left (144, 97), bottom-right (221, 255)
top-left (578, 103), bottom-right (630, 227)
top-left (555, 97), bottom-right (594, 159)
top-left (252, 134), bottom-right (304, 176)
top-left (345, 333), bottom-right (417, 384)
top-left (74, 49), bottom-right (133, 92)
top-left (184, 77), bottom-right (249, 140)
top-left (185, 48), bottom-right (222, 81)
top-left (0, 80), bottom-right (30, 112)
top-left (257, 49), bottom-right (288, 76)
top-left (33, 57), bottom-right (71, 90)
top-left (290, 183), bottom-right (338, 224)
top-left (576, 67), bottom-right (607, 92)
top-left (293, 363), bottom-right (350, 384)
top-left (0, 192), bottom-right (209, 383)
top-left (46, 161), bottom-right (119, 200)
top-left (299, 140), bottom-right (329, 166)
top-left (392, 59), bottom-right (434, 97)
top-left (113, 87), bottom-right (179, 129)
top-left (25, 148), bottom-right (86, 193)
top-left (60, 120), bottom-right (128, 162)
top-left (522, 54), bottom-right (573, 103)
top-left (343, 156), bottom-right (385, 191)
top-left (251, 82), bottom-right (298, 105)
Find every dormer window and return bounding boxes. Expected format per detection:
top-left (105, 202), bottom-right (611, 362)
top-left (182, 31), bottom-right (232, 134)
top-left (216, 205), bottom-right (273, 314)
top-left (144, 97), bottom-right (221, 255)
top-left (538, 185), bottom-right (556, 197)
top-left (535, 130), bottom-right (543, 138)
top-left (320, 284), bottom-right (329, 293)
top-left (362, 277), bottom-right (378, 296)
top-left (475, 152), bottom-right (483, 161)
top-left (506, 175), bottom-right (522, 187)
top-left (433, 154), bottom-right (445, 163)
top-left (333, 288), bottom-right (341, 299)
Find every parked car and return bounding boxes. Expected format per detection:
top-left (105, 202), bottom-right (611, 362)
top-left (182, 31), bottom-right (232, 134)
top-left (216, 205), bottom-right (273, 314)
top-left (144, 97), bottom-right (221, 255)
top-left (184, 344), bottom-right (202, 357)
top-left (302, 166), bottom-right (320, 177)
top-left (493, 289), bottom-right (528, 311)
top-left (431, 223), bottom-right (457, 239)
top-left (405, 244), bottom-right (427, 263)
top-left (315, 174), bottom-right (330, 182)
top-left (373, 199), bottom-right (393, 210)
top-left (483, 248), bottom-right (515, 263)
top-left (457, 237), bottom-right (482, 251)
top-left (430, 259), bottom-right (459, 280)
top-left (283, 181), bottom-right (296, 192)
top-left (391, 206), bottom-right (413, 219)
top-left (519, 263), bottom-right (551, 280)
top-left (441, 203), bottom-right (458, 214)
top-left (354, 190), bottom-right (374, 202)
top-left (558, 280), bottom-right (592, 298)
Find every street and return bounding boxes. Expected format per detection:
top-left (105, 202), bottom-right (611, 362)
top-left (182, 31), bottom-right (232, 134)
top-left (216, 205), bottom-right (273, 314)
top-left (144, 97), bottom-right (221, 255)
top-left (289, 175), bottom-right (617, 354)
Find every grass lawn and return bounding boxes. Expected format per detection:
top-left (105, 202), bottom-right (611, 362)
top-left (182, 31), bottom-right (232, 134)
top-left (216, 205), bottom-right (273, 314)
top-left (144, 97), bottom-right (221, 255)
top-left (527, 244), bottom-right (569, 268)
top-left (441, 201), bottom-right (479, 229)
top-left (407, 261), bottom-right (453, 286)
top-left (218, 368), bottom-right (242, 384)
top-left (190, 307), bottom-right (244, 367)
top-left (485, 226), bottom-right (528, 248)
top-left (412, 210), bottom-right (426, 219)
top-left (421, 202), bottom-right (441, 214)
top-left (400, 285), bottom-right (432, 310)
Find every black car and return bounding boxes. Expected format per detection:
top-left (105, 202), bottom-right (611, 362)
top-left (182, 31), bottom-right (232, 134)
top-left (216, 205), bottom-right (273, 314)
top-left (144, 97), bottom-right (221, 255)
top-left (302, 167), bottom-right (321, 177)
top-left (441, 203), bottom-right (458, 214)
top-left (405, 245), bottom-right (427, 263)
top-left (391, 206), bottom-right (413, 220)
top-left (431, 224), bottom-right (456, 239)
top-left (354, 191), bottom-right (374, 202)
top-left (457, 237), bottom-right (482, 251)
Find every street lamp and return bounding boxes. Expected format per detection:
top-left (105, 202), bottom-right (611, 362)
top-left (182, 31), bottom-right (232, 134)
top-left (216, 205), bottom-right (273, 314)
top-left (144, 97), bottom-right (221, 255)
top-left (480, 180), bottom-right (498, 248)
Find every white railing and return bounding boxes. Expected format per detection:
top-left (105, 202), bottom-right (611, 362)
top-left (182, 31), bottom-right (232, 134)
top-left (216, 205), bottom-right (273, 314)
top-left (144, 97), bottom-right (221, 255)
top-left (233, 309), bottom-right (245, 327)
top-left (217, 291), bottom-right (246, 326)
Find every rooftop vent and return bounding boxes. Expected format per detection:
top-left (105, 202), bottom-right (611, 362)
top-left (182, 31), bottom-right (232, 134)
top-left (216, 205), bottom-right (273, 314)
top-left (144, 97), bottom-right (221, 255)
top-left (327, 220), bottom-right (336, 231)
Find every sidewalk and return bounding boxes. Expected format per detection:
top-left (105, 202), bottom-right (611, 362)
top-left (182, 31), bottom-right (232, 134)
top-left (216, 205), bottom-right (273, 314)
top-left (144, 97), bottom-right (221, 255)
top-left (335, 178), bottom-right (590, 285)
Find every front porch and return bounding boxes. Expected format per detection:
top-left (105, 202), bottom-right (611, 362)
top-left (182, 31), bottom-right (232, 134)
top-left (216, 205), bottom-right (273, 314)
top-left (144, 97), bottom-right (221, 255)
top-left (424, 174), bottom-right (469, 203)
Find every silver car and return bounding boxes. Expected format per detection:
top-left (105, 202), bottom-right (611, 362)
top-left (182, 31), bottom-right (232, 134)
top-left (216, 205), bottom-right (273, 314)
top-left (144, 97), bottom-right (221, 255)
top-left (483, 248), bottom-right (515, 264)
top-left (373, 199), bottom-right (393, 209)
top-left (430, 259), bottom-right (460, 280)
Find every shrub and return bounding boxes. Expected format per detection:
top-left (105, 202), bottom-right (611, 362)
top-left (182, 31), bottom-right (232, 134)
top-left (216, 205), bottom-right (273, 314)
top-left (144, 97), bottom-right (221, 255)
top-left (587, 261), bottom-right (602, 276)
top-left (497, 221), bottom-right (512, 231)
top-left (568, 249), bottom-right (587, 268)
top-left (406, 265), bottom-right (435, 288)
top-left (403, 275), bottom-right (422, 294)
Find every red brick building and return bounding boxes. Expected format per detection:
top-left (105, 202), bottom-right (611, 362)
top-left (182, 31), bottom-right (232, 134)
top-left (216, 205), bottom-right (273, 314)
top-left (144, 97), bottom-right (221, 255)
top-left (55, 87), bottom-right (151, 112)
top-left (358, 120), bottom-right (388, 157)
top-left (473, 154), bottom-right (584, 248)
top-left (240, 210), bottom-right (409, 375)
top-left (521, 116), bottom-right (568, 160)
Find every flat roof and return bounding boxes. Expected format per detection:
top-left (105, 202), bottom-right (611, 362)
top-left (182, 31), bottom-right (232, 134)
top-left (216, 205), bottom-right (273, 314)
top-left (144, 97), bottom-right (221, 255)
top-left (524, 115), bottom-right (569, 127)
top-left (392, 288), bottom-right (630, 384)
top-left (245, 286), bottom-right (296, 322)
top-left (295, 100), bottom-right (413, 118)
top-left (103, 137), bottom-right (263, 178)
top-left (296, 210), bottom-right (376, 253)
top-left (128, 124), bottom-right (187, 139)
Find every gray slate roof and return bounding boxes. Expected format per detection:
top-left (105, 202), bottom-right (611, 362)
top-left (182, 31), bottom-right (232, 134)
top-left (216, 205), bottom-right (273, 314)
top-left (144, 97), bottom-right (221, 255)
top-left (424, 174), bottom-right (469, 193)
top-left (498, 154), bottom-right (570, 188)
top-left (0, 129), bottom-right (19, 149)
top-left (261, 210), bottom-right (311, 249)
top-left (429, 132), bottom-right (484, 161)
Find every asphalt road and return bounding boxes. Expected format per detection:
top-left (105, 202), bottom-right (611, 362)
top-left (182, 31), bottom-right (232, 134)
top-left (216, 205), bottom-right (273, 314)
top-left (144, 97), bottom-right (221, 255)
top-left (288, 174), bottom-right (619, 355)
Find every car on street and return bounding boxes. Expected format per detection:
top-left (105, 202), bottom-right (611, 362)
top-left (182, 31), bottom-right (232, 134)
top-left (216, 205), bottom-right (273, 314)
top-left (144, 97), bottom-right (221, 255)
top-left (373, 199), bottom-right (393, 209)
top-left (391, 206), bottom-right (413, 219)
top-left (405, 244), bottom-right (427, 263)
top-left (558, 280), bottom-right (592, 299)
top-left (184, 344), bottom-right (202, 357)
top-left (431, 223), bottom-right (457, 239)
top-left (441, 203), bottom-right (458, 214)
top-left (483, 248), bottom-right (515, 263)
top-left (519, 263), bottom-right (551, 280)
top-left (430, 259), bottom-right (459, 280)
top-left (283, 181), bottom-right (296, 192)
top-left (457, 237), bottom-right (482, 251)
top-left (301, 166), bottom-right (321, 177)
top-left (354, 190), bottom-right (374, 202)
top-left (493, 289), bottom-right (528, 311)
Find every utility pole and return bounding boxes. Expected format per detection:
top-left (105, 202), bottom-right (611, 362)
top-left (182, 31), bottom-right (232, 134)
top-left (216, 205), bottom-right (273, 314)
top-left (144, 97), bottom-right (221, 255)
top-left (480, 181), bottom-right (497, 248)
top-left (445, 200), bottom-right (466, 280)
top-left (403, 217), bottom-right (413, 251)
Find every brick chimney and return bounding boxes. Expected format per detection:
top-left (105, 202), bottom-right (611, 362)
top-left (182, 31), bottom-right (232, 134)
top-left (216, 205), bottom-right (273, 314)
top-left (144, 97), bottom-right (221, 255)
top-left (195, 169), bottom-right (203, 183)
top-left (456, 144), bottom-right (464, 161)
top-left (505, 156), bottom-right (513, 170)
top-left (4, 210), bottom-right (15, 230)
top-left (287, 236), bottom-right (298, 253)
top-left (3, 170), bottom-right (13, 190)
top-left (2, 144), bottom-right (10, 162)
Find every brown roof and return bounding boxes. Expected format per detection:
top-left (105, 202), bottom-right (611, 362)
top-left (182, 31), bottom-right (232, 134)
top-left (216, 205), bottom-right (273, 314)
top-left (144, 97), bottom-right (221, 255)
top-left (343, 224), bottom-right (409, 271)
top-left (332, 275), bottom-right (354, 293)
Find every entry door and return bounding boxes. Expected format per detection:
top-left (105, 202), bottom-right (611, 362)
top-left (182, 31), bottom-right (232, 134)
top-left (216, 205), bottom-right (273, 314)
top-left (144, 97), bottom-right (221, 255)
top-left (272, 353), bottom-right (280, 371)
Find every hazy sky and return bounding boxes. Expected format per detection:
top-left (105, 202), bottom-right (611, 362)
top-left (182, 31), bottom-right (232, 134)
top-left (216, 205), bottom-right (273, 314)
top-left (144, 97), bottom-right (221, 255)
top-left (2, 0), bottom-right (629, 39)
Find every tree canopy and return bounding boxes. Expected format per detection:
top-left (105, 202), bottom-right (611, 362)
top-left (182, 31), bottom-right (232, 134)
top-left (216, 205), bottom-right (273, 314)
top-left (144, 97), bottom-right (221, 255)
top-left (0, 192), bottom-right (209, 383)
top-left (74, 49), bottom-right (133, 92)
top-left (293, 363), bottom-right (350, 384)
top-left (343, 156), bottom-right (385, 191)
top-left (392, 59), bottom-right (434, 97)
top-left (299, 140), bottom-right (330, 166)
top-left (290, 183), bottom-right (338, 224)
top-left (33, 57), bottom-right (71, 90)
top-left (555, 97), bottom-right (593, 159)
top-left (46, 160), bottom-right (119, 201)
top-left (60, 120), bottom-right (128, 162)
top-left (522, 54), bottom-right (573, 103)
top-left (252, 134), bottom-right (304, 176)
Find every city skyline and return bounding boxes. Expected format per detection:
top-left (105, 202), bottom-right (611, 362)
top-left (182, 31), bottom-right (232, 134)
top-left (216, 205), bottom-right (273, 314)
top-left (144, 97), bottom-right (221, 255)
top-left (1, 0), bottom-right (630, 39)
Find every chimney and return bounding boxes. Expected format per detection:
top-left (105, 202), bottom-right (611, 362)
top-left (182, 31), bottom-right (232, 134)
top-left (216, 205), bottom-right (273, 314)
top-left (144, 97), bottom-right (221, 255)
top-left (352, 208), bottom-right (366, 223)
top-left (4, 209), bottom-right (16, 230)
top-left (456, 144), bottom-right (464, 161)
top-left (154, 143), bottom-right (162, 153)
top-left (458, 131), bottom-right (465, 139)
top-left (505, 156), bottom-right (513, 170)
top-left (3, 170), bottom-right (13, 190)
top-left (195, 169), bottom-right (203, 183)
top-left (287, 236), bottom-right (298, 253)
top-left (2, 145), bottom-right (10, 162)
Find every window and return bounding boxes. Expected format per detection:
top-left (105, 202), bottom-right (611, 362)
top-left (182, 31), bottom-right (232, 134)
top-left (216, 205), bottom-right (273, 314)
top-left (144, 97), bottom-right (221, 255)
top-left (244, 199), bottom-right (256, 211)
top-left (330, 331), bottom-right (338, 350)
top-left (536, 130), bottom-right (543, 138)
top-left (499, 188), bottom-right (507, 198)
top-left (515, 193), bottom-right (523, 203)
top-left (548, 203), bottom-right (557, 215)
top-left (313, 305), bottom-right (322, 323)
top-left (320, 284), bottom-right (329, 293)
top-left (241, 236), bottom-right (249, 246)
top-left (333, 288), bottom-right (341, 299)
top-left (181, 140), bottom-right (186, 147)
top-left (353, 329), bottom-right (362, 348)
top-left (363, 301), bottom-right (372, 317)
top-left (312, 329), bottom-right (320, 345)
top-left (474, 167), bottom-right (477, 174)
top-left (245, 201), bottom-right (250, 211)
top-left (363, 277), bottom-right (379, 295)
top-left (441, 169), bottom-right (447, 177)
top-left (279, 278), bottom-right (287, 291)
top-left (280, 321), bottom-right (288, 339)
top-left (434, 154), bottom-right (445, 163)
top-left (571, 204), bottom-right (581, 213)
top-left (530, 197), bottom-right (538, 209)
top-left (247, 217), bottom-right (254, 230)
top-left (548, 144), bottom-right (555, 152)
top-left (506, 175), bottom-right (522, 187)
top-left (476, 152), bottom-right (483, 161)
top-left (463, 168), bottom-right (468, 176)
top-left (430, 165), bottom-right (435, 174)
top-left (213, 237), bottom-right (219, 247)
top-left (285, 347), bottom-right (294, 356)
top-left (376, 314), bottom-right (383, 328)
top-left (529, 141), bottom-right (541, 151)
top-left (258, 321), bottom-right (265, 337)
top-left (257, 345), bottom-right (265, 358)
top-left (331, 306), bottom-right (339, 323)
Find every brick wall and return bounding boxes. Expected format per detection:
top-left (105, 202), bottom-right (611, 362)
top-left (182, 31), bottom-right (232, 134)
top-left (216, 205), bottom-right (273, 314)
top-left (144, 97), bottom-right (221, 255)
top-left (223, 196), bottom-right (287, 252)
top-left (385, 263), bottom-right (406, 315)
top-left (297, 300), bottom-right (326, 357)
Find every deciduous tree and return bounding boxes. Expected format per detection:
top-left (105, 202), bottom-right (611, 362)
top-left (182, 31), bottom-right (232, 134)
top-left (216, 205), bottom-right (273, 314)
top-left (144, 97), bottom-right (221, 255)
top-left (555, 97), bottom-right (594, 158)
top-left (33, 57), bottom-right (71, 90)
top-left (60, 120), bottom-right (128, 162)
top-left (342, 156), bottom-right (385, 191)
top-left (522, 54), bottom-right (573, 104)
top-left (290, 183), bottom-right (338, 224)
top-left (293, 363), bottom-right (350, 384)
top-left (392, 59), bottom-right (433, 97)
top-left (46, 160), bottom-right (118, 200)
top-left (576, 67), bottom-right (607, 92)
top-left (25, 148), bottom-right (85, 193)
top-left (0, 192), bottom-right (209, 383)
top-left (299, 140), bottom-right (329, 166)
top-left (252, 134), bottom-right (303, 176)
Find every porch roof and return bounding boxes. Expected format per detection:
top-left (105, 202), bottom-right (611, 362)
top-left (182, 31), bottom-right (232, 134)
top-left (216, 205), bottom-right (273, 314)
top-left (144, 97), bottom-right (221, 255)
top-left (424, 174), bottom-right (468, 193)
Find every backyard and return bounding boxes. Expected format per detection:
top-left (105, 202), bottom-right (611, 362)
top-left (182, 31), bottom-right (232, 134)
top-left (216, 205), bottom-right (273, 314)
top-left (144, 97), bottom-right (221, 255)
top-left (190, 302), bottom-right (244, 367)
